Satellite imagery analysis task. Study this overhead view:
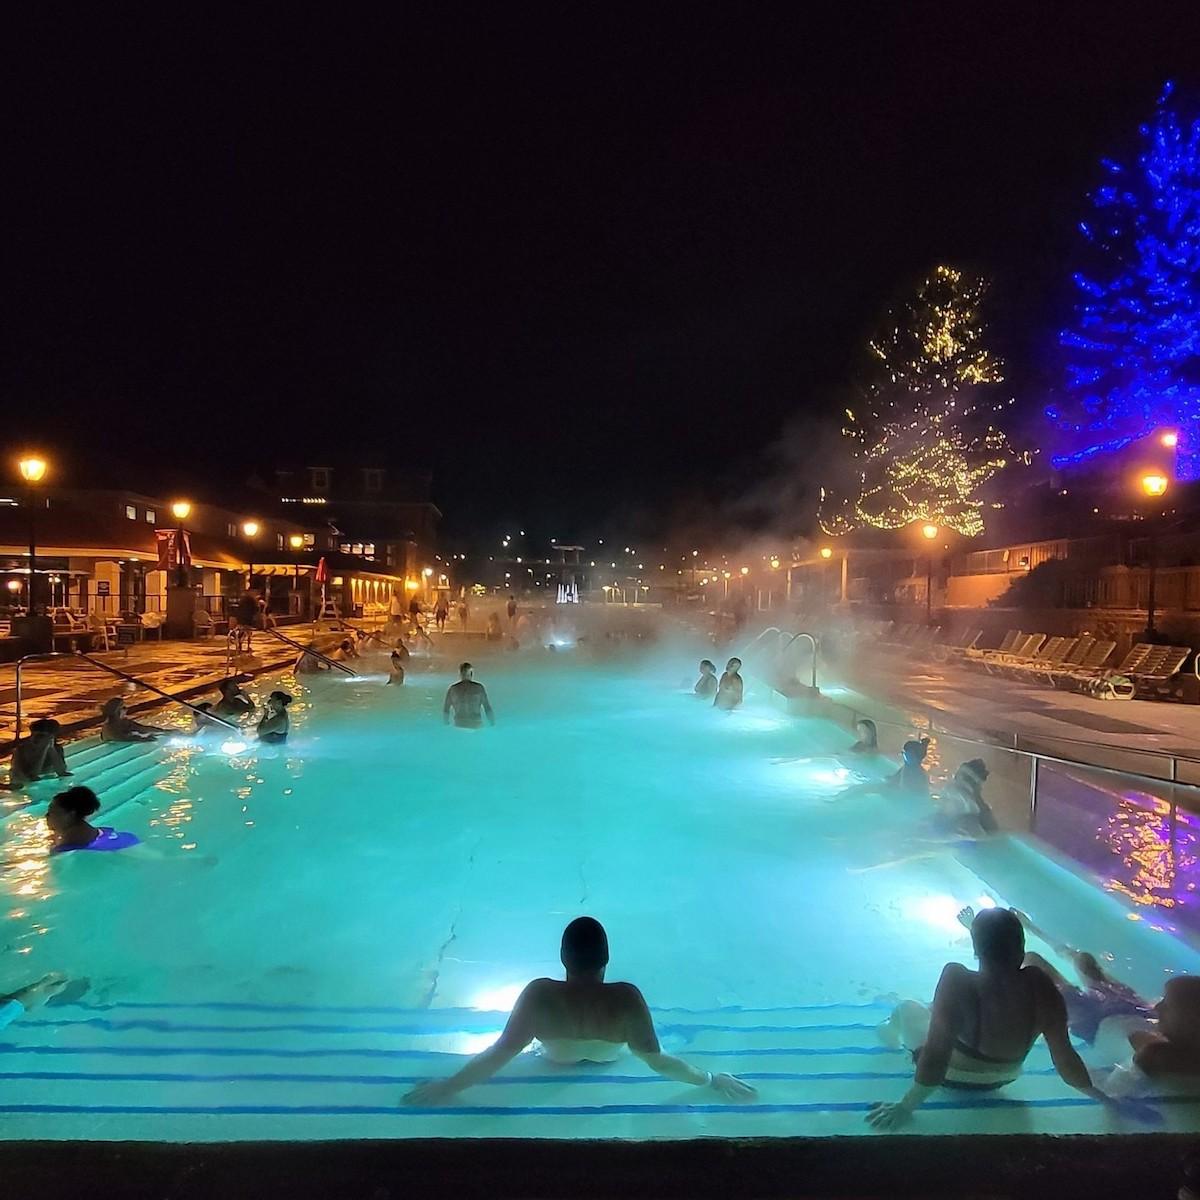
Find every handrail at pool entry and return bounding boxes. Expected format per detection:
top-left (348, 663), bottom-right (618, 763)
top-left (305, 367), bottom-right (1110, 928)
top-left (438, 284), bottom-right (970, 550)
top-left (779, 631), bottom-right (819, 691)
top-left (260, 625), bottom-right (357, 676)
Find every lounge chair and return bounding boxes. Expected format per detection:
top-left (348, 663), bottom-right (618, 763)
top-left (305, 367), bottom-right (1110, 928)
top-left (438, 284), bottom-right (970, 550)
top-left (980, 632), bottom-right (1046, 674)
top-left (994, 635), bottom-right (1069, 679)
top-left (1007, 636), bottom-right (1080, 683)
top-left (1051, 639), bottom-right (1116, 690)
top-left (192, 609), bottom-right (229, 638)
top-left (1025, 633), bottom-right (1094, 686)
top-left (1097, 644), bottom-right (1194, 701)
top-left (963, 628), bottom-right (1021, 663)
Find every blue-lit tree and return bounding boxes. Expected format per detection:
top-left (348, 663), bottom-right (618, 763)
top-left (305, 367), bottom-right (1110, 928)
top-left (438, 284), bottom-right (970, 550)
top-left (1050, 82), bottom-right (1200, 480)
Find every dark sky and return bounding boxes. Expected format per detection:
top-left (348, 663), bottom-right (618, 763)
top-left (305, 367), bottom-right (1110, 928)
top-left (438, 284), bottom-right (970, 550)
top-left (4, 6), bottom-right (1196, 547)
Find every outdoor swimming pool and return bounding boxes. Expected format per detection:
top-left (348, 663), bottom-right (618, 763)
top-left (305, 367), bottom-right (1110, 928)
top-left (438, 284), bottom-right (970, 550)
top-left (2, 638), bottom-right (1199, 1142)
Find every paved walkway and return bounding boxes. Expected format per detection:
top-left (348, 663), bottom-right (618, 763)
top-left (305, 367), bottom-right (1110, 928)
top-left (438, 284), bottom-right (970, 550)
top-left (826, 641), bottom-right (1200, 782)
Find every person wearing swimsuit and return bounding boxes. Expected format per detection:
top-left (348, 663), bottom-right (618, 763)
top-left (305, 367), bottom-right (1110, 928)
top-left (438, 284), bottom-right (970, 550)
top-left (713, 657), bottom-right (743, 711)
top-left (401, 917), bottom-right (756, 1106)
top-left (869, 908), bottom-right (1122, 1128)
top-left (443, 662), bottom-right (495, 728)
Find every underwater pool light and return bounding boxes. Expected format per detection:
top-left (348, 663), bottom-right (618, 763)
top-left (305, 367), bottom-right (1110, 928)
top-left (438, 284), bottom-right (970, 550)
top-left (221, 740), bottom-right (248, 755)
top-left (470, 981), bottom-right (525, 1012)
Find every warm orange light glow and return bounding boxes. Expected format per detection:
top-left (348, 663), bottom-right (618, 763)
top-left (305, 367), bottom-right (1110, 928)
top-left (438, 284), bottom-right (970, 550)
top-left (921, 523), bottom-right (939, 540)
top-left (770, 558), bottom-right (781, 569)
top-left (288, 534), bottom-right (305, 550)
top-left (1141, 472), bottom-right (1169, 498)
top-left (17, 456), bottom-right (47, 484)
top-left (1160, 430), bottom-right (1179, 449)
top-left (6, 579), bottom-right (21, 592)
top-left (241, 520), bottom-right (260, 538)
top-left (740, 566), bottom-right (750, 575)
top-left (819, 546), bottom-right (833, 559)
top-left (422, 566), bottom-right (433, 577)
top-left (404, 579), bottom-right (419, 590)
top-left (170, 501), bottom-right (192, 521)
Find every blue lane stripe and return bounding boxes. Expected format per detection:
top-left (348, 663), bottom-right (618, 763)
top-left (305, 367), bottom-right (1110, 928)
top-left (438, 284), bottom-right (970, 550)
top-left (17, 1018), bottom-right (877, 1037)
top-left (0, 1067), bottom-right (1062, 1085)
top-left (1, 1096), bottom-right (1192, 1117)
top-left (56, 1001), bottom-right (892, 1016)
top-left (0, 1043), bottom-right (906, 1061)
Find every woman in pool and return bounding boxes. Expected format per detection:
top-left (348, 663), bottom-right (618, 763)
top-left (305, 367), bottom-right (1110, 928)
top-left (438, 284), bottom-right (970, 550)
top-left (190, 702), bottom-right (225, 738)
top-left (933, 758), bottom-right (998, 836)
top-left (693, 659), bottom-right (718, 699)
top-left (848, 718), bottom-right (878, 754)
top-left (45, 786), bottom-right (139, 854)
top-left (401, 917), bottom-right (756, 1106)
top-left (330, 638), bottom-right (358, 663)
top-left (99, 697), bottom-right (163, 742)
top-left (387, 651), bottom-right (406, 686)
top-left (257, 691), bottom-right (292, 743)
top-left (890, 737), bottom-right (930, 794)
top-left (214, 677), bottom-right (256, 720)
top-left (295, 644), bottom-right (329, 674)
top-left (713, 657), bottom-right (743, 711)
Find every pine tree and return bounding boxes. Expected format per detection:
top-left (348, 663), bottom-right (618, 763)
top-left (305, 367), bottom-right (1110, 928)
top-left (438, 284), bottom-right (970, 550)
top-left (1049, 82), bottom-right (1200, 480)
top-left (820, 265), bottom-right (1016, 538)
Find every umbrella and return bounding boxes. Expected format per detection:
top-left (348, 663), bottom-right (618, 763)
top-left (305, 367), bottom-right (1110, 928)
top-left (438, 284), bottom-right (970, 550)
top-left (313, 556), bottom-right (329, 619)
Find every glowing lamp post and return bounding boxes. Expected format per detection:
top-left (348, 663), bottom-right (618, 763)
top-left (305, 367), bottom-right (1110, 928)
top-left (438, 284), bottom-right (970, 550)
top-left (921, 523), bottom-right (940, 625)
top-left (18, 455), bottom-right (48, 615)
top-left (167, 500), bottom-right (192, 588)
top-left (1140, 473), bottom-right (1169, 639)
top-left (288, 534), bottom-right (305, 613)
top-left (242, 521), bottom-right (260, 593)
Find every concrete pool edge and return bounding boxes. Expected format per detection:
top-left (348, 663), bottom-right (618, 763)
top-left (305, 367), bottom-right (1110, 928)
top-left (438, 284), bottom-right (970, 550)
top-left (2, 1132), bottom-right (1195, 1198)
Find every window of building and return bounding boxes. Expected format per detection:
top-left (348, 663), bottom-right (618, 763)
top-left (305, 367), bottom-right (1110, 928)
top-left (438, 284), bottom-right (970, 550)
top-left (227, 523), bottom-right (237, 538)
top-left (309, 467), bottom-right (331, 492)
top-left (363, 468), bottom-right (382, 493)
top-left (125, 504), bottom-right (137, 520)
top-left (340, 542), bottom-right (351, 554)
top-left (304, 533), bottom-right (315, 548)
top-left (351, 543), bottom-right (363, 556)
top-left (145, 509), bottom-right (156, 524)
top-left (363, 543), bottom-right (375, 558)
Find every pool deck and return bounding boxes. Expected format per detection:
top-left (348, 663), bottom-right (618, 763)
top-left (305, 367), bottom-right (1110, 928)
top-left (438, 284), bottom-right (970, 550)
top-left (827, 643), bottom-right (1200, 778)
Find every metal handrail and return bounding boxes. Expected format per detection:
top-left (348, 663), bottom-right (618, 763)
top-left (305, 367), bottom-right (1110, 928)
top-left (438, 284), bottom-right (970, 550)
top-left (780, 631), bottom-right (820, 691)
top-left (260, 626), bottom-right (357, 676)
top-left (10, 651), bottom-right (240, 741)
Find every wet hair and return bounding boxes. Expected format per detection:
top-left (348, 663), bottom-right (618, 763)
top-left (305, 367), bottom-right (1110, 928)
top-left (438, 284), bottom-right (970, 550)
top-left (902, 738), bottom-right (929, 765)
top-left (460, 661), bottom-right (472, 674)
top-left (100, 697), bottom-right (126, 718)
top-left (855, 718), bottom-right (878, 744)
top-left (269, 691), bottom-right (292, 707)
top-left (699, 659), bottom-right (716, 672)
top-left (340, 639), bottom-right (353, 651)
top-left (727, 657), bottom-right (742, 669)
top-left (218, 678), bottom-right (239, 697)
top-left (971, 907), bottom-right (1025, 970)
top-left (960, 758), bottom-right (990, 782)
top-left (51, 786), bottom-right (101, 820)
top-left (1166, 977), bottom-right (1200, 1018)
top-left (30, 718), bottom-right (60, 735)
top-left (561, 916), bottom-right (610, 974)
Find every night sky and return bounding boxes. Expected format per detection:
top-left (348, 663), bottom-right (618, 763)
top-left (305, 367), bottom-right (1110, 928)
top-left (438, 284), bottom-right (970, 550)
top-left (4, 6), bottom-right (1197, 547)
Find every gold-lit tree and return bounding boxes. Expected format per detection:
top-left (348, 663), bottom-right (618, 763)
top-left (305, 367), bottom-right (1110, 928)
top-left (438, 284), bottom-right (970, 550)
top-left (820, 265), bottom-right (1018, 538)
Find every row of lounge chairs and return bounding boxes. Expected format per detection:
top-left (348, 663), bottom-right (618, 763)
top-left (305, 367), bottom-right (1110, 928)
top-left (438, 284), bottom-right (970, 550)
top-left (863, 621), bottom-right (1194, 701)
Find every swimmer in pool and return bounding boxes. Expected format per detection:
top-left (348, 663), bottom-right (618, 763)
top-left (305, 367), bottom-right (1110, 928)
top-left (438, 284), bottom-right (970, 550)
top-left (713, 657), bottom-right (743, 711)
top-left (256, 691), bottom-right (292, 743)
top-left (7, 718), bottom-right (72, 787)
top-left (295, 645), bottom-right (329, 674)
top-left (387, 651), bottom-right (406, 686)
top-left (847, 718), bottom-right (878, 754)
top-left (401, 917), bottom-right (756, 1106)
top-left (890, 737), bottom-right (930, 794)
top-left (330, 638), bottom-right (358, 663)
top-left (45, 786), bottom-right (139, 854)
top-left (443, 662), bottom-right (495, 727)
top-left (694, 659), bottom-right (718, 699)
top-left (869, 908), bottom-right (1128, 1128)
top-left (99, 697), bottom-right (164, 742)
top-left (933, 759), bottom-right (998, 836)
top-left (190, 702), bottom-right (224, 737)
top-left (0, 973), bottom-right (83, 1032)
top-left (214, 677), bottom-right (256, 720)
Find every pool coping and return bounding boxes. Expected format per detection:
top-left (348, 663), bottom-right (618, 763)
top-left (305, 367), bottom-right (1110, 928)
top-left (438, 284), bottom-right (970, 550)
top-left (1, 1132), bottom-right (1194, 1198)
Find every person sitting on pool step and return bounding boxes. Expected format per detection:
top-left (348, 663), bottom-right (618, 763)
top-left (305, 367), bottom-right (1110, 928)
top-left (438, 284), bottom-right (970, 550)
top-left (214, 677), bottom-right (256, 720)
top-left (191, 702), bottom-right (225, 737)
top-left (713, 657), bottom-right (743, 711)
top-left (868, 907), bottom-right (1136, 1129)
top-left (693, 659), bottom-right (718, 698)
top-left (7, 718), bottom-right (72, 788)
top-left (295, 644), bottom-right (329, 674)
top-left (257, 691), bottom-right (292, 743)
top-left (99, 697), bottom-right (164, 742)
top-left (443, 662), bottom-right (495, 728)
top-left (401, 917), bottom-right (756, 1106)
top-left (46, 785), bottom-right (140, 854)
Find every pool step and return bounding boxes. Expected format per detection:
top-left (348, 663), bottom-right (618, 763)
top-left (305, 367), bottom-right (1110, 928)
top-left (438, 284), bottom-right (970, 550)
top-left (3, 998), bottom-right (1196, 1142)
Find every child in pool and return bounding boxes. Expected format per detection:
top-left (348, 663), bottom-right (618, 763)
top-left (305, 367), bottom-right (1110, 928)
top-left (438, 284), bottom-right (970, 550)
top-left (257, 691), bottom-right (292, 743)
top-left (45, 786), bottom-right (139, 854)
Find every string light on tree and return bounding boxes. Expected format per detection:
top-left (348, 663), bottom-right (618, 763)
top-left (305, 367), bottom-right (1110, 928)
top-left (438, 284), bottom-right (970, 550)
top-left (1049, 81), bottom-right (1200, 480)
top-left (820, 264), bottom-right (1018, 538)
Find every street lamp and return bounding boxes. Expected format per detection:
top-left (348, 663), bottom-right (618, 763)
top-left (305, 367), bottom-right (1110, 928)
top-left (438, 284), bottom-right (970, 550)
top-left (819, 546), bottom-right (833, 559)
top-left (242, 521), bottom-right (260, 592)
top-left (921, 523), bottom-right (940, 625)
top-left (1140, 473), bottom-right (1170, 639)
top-left (169, 500), bottom-right (193, 587)
top-left (18, 455), bottom-right (48, 614)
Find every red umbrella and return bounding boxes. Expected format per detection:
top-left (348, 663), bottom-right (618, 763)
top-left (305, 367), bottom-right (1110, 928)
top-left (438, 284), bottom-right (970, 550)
top-left (313, 556), bottom-right (329, 619)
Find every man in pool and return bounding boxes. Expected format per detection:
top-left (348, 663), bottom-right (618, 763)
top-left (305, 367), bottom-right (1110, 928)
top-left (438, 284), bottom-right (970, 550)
top-left (713, 657), bottom-right (743, 711)
top-left (401, 917), bottom-right (756, 1106)
top-left (693, 659), bottom-right (718, 698)
top-left (868, 907), bottom-right (1130, 1128)
top-left (443, 662), bottom-right (495, 727)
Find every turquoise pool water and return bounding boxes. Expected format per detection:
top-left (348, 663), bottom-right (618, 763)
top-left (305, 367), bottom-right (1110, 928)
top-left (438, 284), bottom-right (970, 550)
top-left (2, 641), bottom-right (1199, 1141)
